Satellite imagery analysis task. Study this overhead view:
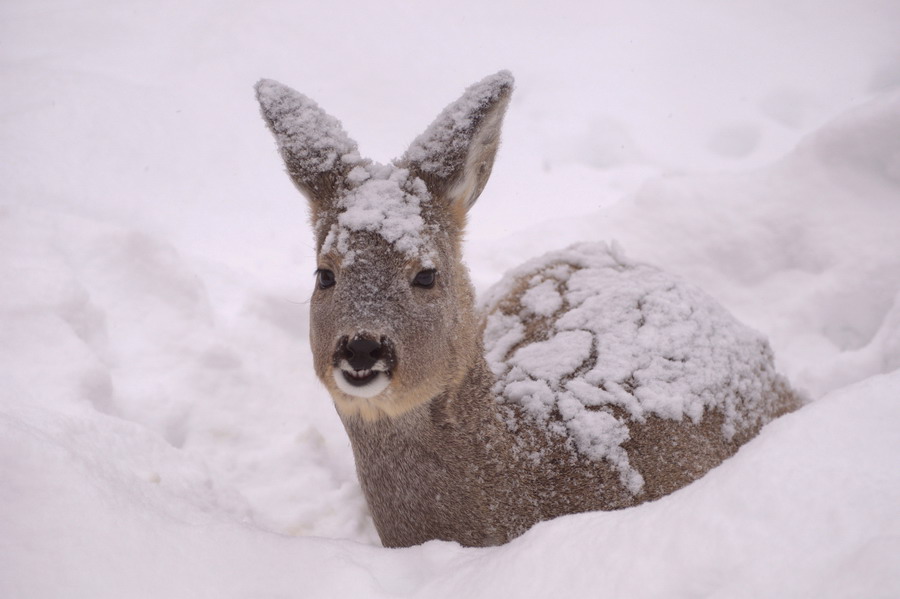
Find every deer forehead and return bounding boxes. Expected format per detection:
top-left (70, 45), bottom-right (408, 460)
top-left (316, 163), bottom-right (447, 268)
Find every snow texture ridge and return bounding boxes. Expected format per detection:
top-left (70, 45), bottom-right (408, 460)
top-left (401, 70), bottom-right (514, 178)
top-left (482, 242), bottom-right (794, 493)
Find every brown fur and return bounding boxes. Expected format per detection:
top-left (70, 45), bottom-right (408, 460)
top-left (255, 73), bottom-right (803, 548)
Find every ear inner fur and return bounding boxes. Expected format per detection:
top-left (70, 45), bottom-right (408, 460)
top-left (399, 71), bottom-right (513, 227)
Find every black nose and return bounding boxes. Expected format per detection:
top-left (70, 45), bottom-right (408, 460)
top-left (343, 335), bottom-right (382, 371)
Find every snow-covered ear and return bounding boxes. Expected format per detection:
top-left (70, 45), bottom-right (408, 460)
top-left (256, 79), bottom-right (362, 216)
top-left (399, 71), bottom-right (513, 225)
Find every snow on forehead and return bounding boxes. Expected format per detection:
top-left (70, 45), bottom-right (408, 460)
top-left (320, 163), bottom-right (435, 265)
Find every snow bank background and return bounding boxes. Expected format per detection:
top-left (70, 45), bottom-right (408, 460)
top-left (2, 0), bottom-right (899, 597)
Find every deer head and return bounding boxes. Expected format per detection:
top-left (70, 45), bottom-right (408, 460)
top-left (256, 72), bottom-right (513, 421)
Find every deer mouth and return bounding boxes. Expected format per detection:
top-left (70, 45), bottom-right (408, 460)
top-left (333, 361), bottom-right (392, 399)
top-left (342, 367), bottom-right (383, 386)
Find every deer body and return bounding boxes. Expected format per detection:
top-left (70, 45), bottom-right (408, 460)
top-left (256, 72), bottom-right (802, 548)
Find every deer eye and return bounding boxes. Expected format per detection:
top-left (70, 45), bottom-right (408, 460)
top-left (413, 269), bottom-right (436, 289)
top-left (316, 269), bottom-right (336, 289)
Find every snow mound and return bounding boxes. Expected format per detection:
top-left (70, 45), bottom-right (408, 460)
top-left (800, 88), bottom-right (900, 186)
top-left (3, 364), bottom-right (897, 599)
top-left (482, 242), bottom-right (796, 491)
top-left (402, 70), bottom-right (514, 178)
top-left (0, 204), bottom-right (374, 543)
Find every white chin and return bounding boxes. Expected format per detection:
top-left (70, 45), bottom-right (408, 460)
top-left (333, 368), bottom-right (391, 399)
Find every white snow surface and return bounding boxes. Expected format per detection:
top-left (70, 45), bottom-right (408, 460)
top-left (3, 0), bottom-right (900, 597)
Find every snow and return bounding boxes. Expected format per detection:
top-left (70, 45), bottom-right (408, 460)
top-left (3, 373), bottom-right (899, 598)
top-left (323, 164), bottom-right (435, 265)
top-left (3, 0), bottom-right (900, 597)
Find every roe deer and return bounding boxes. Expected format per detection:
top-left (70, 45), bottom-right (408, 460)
top-left (255, 71), bottom-right (803, 548)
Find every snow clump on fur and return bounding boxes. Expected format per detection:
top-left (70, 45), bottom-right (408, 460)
top-left (481, 242), bottom-right (797, 493)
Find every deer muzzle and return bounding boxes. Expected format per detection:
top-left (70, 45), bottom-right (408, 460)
top-left (332, 333), bottom-right (396, 398)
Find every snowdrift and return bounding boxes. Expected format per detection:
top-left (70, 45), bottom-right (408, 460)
top-left (2, 0), bottom-right (900, 595)
top-left (3, 370), bottom-right (898, 598)
top-left (2, 89), bottom-right (899, 598)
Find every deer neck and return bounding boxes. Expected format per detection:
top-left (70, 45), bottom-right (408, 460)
top-left (338, 352), bottom-right (525, 547)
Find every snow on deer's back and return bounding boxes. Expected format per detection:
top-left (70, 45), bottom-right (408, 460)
top-left (481, 242), bottom-right (800, 496)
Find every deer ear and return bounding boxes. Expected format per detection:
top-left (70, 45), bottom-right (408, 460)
top-left (256, 79), bottom-right (362, 216)
top-left (399, 71), bottom-right (513, 224)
